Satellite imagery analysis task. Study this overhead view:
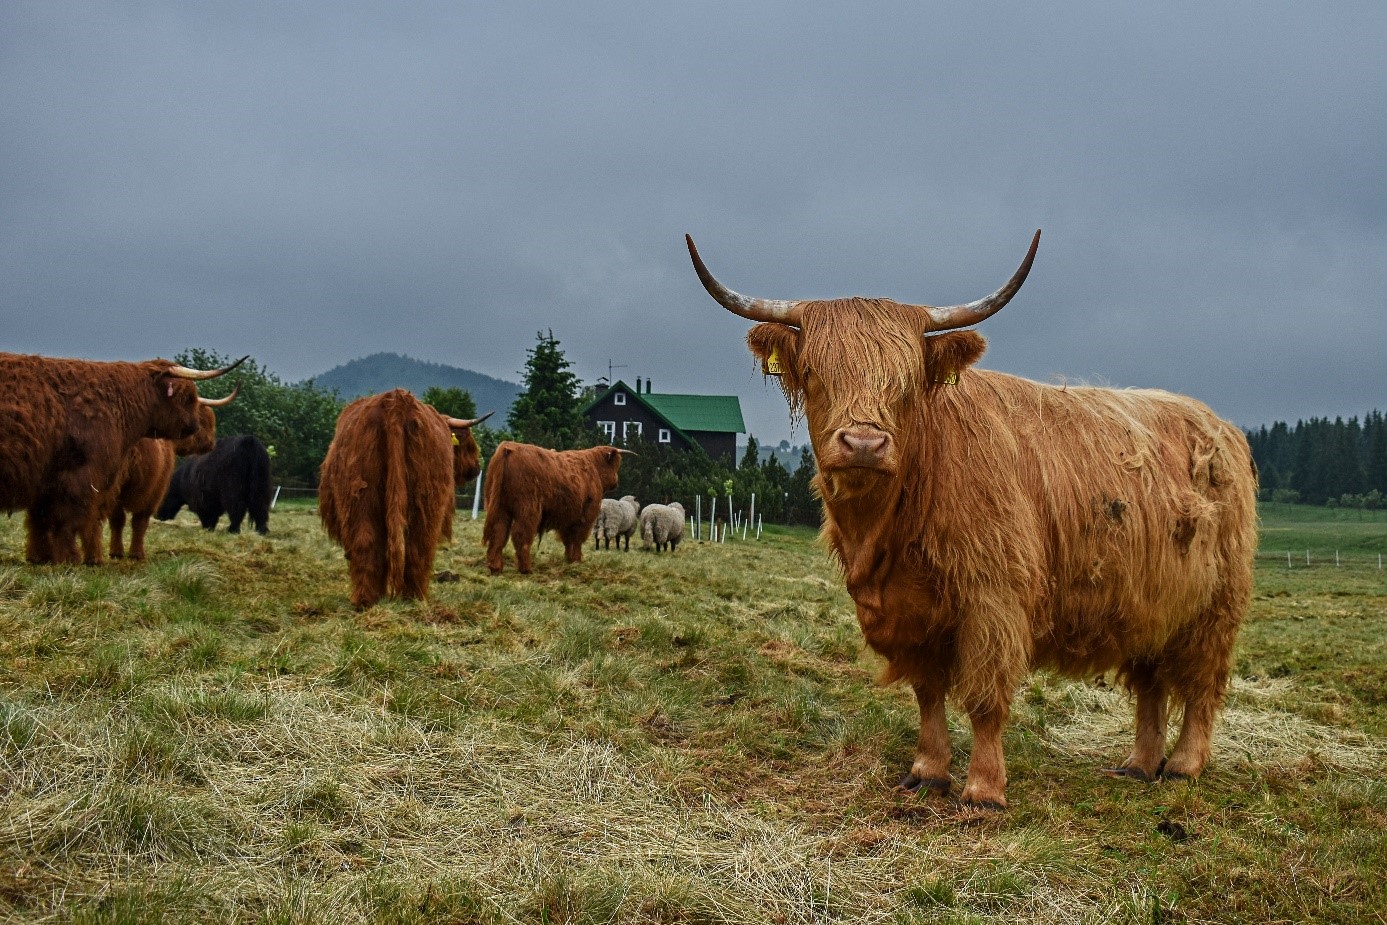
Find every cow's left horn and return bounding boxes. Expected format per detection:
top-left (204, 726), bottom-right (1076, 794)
top-left (198, 382), bottom-right (239, 407)
top-left (686, 235), bottom-right (803, 327)
top-left (617, 448), bottom-right (638, 456)
top-left (917, 230), bottom-right (1041, 330)
top-left (168, 355), bottom-right (249, 381)
top-left (446, 410), bottom-right (495, 429)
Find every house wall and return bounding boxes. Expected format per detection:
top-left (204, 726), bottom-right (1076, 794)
top-left (584, 388), bottom-right (689, 450)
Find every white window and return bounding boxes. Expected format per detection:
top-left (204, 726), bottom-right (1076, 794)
top-left (614, 392), bottom-right (626, 406)
top-left (658, 428), bottom-right (671, 443)
top-left (623, 421), bottom-right (642, 440)
top-left (598, 421), bottom-right (616, 441)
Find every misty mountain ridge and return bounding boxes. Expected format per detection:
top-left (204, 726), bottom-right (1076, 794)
top-left (305, 353), bottom-right (521, 423)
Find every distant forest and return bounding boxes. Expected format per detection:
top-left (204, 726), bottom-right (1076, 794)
top-left (1246, 411), bottom-right (1387, 507)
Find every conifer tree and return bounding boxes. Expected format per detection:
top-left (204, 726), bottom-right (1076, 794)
top-left (508, 330), bottom-right (585, 449)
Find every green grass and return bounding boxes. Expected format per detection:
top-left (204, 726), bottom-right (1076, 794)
top-left (0, 504), bottom-right (1384, 923)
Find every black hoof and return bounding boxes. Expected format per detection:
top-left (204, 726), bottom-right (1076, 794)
top-left (1159, 769), bottom-right (1192, 782)
top-left (961, 799), bottom-right (1007, 812)
top-left (898, 774), bottom-right (951, 794)
top-left (1102, 766), bottom-right (1156, 782)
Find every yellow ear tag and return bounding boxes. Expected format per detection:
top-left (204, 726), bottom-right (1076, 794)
top-left (451, 433), bottom-right (460, 446)
top-left (936, 371), bottom-right (958, 385)
top-left (763, 346), bottom-right (784, 376)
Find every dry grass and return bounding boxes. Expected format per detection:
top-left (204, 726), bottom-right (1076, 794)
top-left (1, 503), bottom-right (1385, 924)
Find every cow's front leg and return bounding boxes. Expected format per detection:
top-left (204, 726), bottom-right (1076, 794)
top-left (960, 702), bottom-right (1010, 809)
top-left (901, 677), bottom-right (953, 795)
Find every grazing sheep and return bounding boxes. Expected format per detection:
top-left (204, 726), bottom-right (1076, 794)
top-left (593, 495), bottom-right (640, 550)
top-left (640, 501), bottom-right (685, 552)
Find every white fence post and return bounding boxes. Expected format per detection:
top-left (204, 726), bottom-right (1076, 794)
top-left (471, 468), bottom-right (483, 520)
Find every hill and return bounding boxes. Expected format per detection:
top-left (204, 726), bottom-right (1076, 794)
top-left (305, 352), bottom-right (521, 423)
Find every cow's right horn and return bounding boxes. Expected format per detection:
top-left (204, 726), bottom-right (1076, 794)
top-left (446, 410), bottom-right (495, 429)
top-left (686, 235), bottom-right (803, 327)
top-left (617, 448), bottom-right (638, 456)
top-left (198, 382), bottom-right (239, 407)
top-left (168, 355), bottom-right (249, 381)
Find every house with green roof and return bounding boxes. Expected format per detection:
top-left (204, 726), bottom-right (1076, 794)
top-left (581, 377), bottom-right (745, 463)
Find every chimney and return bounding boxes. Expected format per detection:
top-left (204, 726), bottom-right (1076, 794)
top-left (636, 376), bottom-right (642, 393)
top-left (646, 379), bottom-right (653, 394)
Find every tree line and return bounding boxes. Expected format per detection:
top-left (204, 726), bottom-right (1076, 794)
top-left (176, 333), bottom-right (824, 526)
top-left (1245, 411), bottom-right (1387, 508)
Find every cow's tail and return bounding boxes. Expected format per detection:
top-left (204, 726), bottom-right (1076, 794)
top-left (384, 413), bottom-right (408, 598)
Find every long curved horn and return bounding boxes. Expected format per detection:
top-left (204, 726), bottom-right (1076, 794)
top-left (686, 235), bottom-right (803, 327)
top-left (919, 230), bottom-right (1040, 330)
top-left (168, 355), bottom-right (248, 381)
top-left (445, 410), bottom-right (495, 429)
top-left (198, 382), bottom-right (239, 407)
top-left (616, 448), bottom-right (638, 456)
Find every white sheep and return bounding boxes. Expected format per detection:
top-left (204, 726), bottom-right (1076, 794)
top-left (593, 495), bottom-right (640, 550)
top-left (639, 501), bottom-right (685, 552)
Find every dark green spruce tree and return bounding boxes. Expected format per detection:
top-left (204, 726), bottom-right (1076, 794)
top-left (507, 330), bottom-right (586, 449)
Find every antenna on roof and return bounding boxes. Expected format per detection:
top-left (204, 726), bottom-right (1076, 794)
top-left (607, 359), bottom-right (627, 384)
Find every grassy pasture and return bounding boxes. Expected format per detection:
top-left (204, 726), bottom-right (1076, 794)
top-left (0, 502), bottom-right (1384, 924)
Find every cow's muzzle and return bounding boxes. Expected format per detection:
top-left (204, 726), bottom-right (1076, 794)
top-left (830, 426), bottom-right (895, 471)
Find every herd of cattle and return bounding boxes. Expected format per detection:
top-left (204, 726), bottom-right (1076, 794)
top-left (0, 230), bottom-right (1261, 809)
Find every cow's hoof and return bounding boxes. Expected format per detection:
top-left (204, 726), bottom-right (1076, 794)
top-left (960, 798), bottom-right (1007, 812)
top-left (898, 774), bottom-right (951, 795)
top-left (1159, 768), bottom-right (1193, 782)
top-left (1103, 757), bottom-right (1165, 782)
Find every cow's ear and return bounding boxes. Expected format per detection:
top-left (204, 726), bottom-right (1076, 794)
top-left (923, 331), bottom-right (987, 386)
top-left (747, 323), bottom-right (802, 391)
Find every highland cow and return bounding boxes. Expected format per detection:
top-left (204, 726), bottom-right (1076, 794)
top-left (318, 389), bottom-right (489, 608)
top-left (687, 231), bottom-right (1257, 808)
top-left (483, 442), bottom-right (632, 574)
top-left (157, 434), bottom-right (274, 535)
top-left (0, 352), bottom-right (243, 564)
top-left (81, 389), bottom-right (234, 564)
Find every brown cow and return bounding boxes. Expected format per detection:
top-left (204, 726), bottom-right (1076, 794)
top-left (483, 442), bottom-right (632, 574)
top-left (318, 389), bottom-right (489, 609)
top-left (0, 353), bottom-right (244, 564)
top-left (687, 232), bottom-right (1257, 809)
top-left (78, 388), bottom-right (235, 564)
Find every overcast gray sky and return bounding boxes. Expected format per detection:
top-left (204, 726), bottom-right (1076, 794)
top-left (2, 2), bottom-right (1382, 445)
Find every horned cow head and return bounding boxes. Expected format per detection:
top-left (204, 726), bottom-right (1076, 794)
top-left (145, 356), bottom-right (248, 440)
top-left (687, 232), bottom-right (1038, 475)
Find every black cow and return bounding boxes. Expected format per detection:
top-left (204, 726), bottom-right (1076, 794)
top-left (156, 434), bottom-right (273, 534)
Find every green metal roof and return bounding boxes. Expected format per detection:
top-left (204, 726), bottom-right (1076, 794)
top-left (582, 381), bottom-right (746, 435)
top-left (641, 392), bottom-right (745, 434)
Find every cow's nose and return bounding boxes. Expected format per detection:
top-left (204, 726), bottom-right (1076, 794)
top-left (836, 427), bottom-right (891, 463)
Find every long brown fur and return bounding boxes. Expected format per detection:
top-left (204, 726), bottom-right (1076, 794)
top-left (318, 390), bottom-right (482, 609)
top-left (78, 404), bottom-right (220, 564)
top-left (0, 353), bottom-right (213, 564)
top-left (745, 299), bottom-right (1257, 807)
top-left (482, 442), bottom-right (626, 574)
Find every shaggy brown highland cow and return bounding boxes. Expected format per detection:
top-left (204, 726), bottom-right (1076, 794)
top-left (0, 352), bottom-right (243, 564)
top-left (318, 389), bottom-right (489, 609)
top-left (483, 442), bottom-right (631, 574)
top-left (687, 231), bottom-right (1258, 809)
top-left (79, 392), bottom-right (231, 564)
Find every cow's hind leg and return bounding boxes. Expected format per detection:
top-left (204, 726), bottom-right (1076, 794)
top-left (560, 525), bottom-right (587, 565)
top-left (127, 512), bottom-right (152, 562)
top-left (1161, 580), bottom-right (1248, 780)
top-left (347, 545), bottom-right (386, 609)
top-left (484, 512), bottom-right (512, 574)
top-left (900, 677), bottom-right (952, 796)
top-left (108, 509), bottom-right (127, 560)
top-left (401, 526), bottom-right (436, 601)
top-left (1104, 659), bottom-right (1168, 781)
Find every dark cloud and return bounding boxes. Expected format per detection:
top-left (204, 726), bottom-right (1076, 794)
top-left (3, 2), bottom-right (1383, 443)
